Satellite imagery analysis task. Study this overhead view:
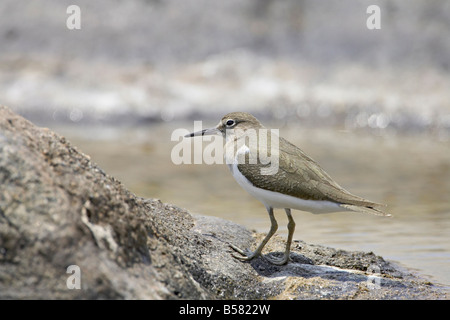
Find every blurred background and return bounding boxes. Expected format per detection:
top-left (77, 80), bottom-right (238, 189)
top-left (1, 0), bottom-right (449, 291)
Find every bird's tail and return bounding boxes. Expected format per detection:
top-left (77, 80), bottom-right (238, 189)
top-left (340, 203), bottom-right (392, 217)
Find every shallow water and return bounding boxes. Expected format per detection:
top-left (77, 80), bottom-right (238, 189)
top-left (56, 122), bottom-right (450, 291)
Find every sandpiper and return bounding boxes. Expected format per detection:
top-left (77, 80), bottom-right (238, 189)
top-left (185, 112), bottom-right (390, 265)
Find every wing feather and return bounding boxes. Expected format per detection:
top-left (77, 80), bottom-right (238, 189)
top-left (237, 136), bottom-right (390, 216)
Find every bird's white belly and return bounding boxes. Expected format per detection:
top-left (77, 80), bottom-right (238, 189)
top-left (228, 162), bottom-right (346, 214)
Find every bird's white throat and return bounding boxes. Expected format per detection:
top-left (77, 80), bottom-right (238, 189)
top-left (224, 131), bottom-right (279, 176)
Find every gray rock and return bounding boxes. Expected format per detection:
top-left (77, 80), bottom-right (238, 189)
top-left (0, 106), bottom-right (447, 299)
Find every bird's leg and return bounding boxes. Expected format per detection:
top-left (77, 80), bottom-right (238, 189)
top-left (230, 207), bottom-right (277, 261)
top-left (265, 208), bottom-right (295, 265)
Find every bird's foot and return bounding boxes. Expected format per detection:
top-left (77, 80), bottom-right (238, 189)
top-left (229, 244), bottom-right (260, 261)
top-left (265, 253), bottom-right (290, 265)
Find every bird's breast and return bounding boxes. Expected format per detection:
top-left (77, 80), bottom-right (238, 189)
top-left (227, 161), bottom-right (345, 214)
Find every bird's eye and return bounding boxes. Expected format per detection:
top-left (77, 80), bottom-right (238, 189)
top-left (225, 119), bottom-right (235, 127)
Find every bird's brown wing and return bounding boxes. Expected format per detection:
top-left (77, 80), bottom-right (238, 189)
top-left (238, 137), bottom-right (390, 216)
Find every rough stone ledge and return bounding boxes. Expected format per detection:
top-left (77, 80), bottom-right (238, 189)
top-left (0, 105), bottom-right (447, 299)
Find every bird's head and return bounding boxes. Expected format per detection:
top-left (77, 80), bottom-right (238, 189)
top-left (185, 112), bottom-right (264, 140)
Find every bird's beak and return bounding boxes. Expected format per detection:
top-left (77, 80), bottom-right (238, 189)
top-left (184, 126), bottom-right (221, 138)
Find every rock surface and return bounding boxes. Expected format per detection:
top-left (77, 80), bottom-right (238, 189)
top-left (0, 106), bottom-right (447, 299)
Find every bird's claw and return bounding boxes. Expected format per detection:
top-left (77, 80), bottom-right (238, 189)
top-left (265, 253), bottom-right (289, 265)
top-left (229, 244), bottom-right (259, 261)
